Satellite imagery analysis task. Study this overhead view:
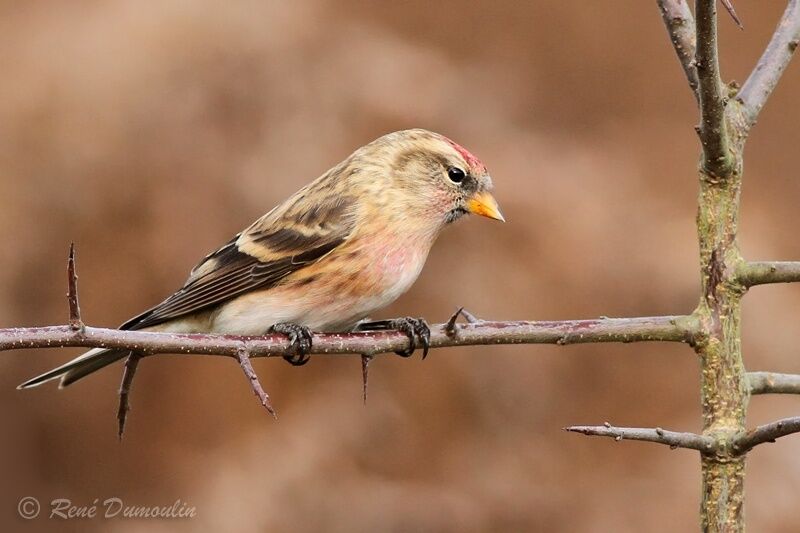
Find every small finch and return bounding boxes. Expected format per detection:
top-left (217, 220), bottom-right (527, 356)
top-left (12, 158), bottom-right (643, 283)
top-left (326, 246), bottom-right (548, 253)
top-left (19, 129), bottom-right (503, 389)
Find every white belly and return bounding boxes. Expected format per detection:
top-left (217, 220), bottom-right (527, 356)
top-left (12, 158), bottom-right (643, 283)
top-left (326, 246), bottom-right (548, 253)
top-left (205, 241), bottom-right (429, 334)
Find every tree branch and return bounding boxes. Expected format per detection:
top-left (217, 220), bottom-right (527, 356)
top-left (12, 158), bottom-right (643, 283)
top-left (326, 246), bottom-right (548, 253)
top-left (732, 417), bottom-right (800, 454)
top-left (657, 0), bottom-right (700, 100)
top-left (565, 422), bottom-right (715, 452)
top-left (737, 0), bottom-right (800, 128)
top-left (3, 315), bottom-right (698, 360)
top-left (747, 372), bottom-right (800, 395)
top-left (737, 261), bottom-right (800, 287)
top-left (695, 0), bottom-right (735, 177)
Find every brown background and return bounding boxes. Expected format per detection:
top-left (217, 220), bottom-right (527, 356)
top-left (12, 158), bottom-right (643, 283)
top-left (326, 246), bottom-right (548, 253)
top-left (1, 1), bottom-right (799, 532)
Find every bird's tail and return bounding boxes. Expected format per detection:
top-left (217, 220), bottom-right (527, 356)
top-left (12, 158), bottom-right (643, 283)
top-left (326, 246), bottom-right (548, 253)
top-left (17, 348), bottom-right (130, 389)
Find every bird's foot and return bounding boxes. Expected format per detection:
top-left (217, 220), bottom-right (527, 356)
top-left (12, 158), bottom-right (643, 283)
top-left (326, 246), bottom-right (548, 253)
top-left (269, 323), bottom-right (313, 366)
top-left (355, 317), bottom-right (431, 359)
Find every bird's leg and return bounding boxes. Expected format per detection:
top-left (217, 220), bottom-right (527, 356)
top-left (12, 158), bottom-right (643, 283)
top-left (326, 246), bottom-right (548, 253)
top-left (269, 323), bottom-right (313, 366)
top-left (355, 317), bottom-right (431, 359)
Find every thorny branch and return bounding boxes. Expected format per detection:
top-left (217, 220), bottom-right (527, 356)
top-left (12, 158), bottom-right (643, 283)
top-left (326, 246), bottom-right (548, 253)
top-left (737, 0), bottom-right (800, 128)
top-left (3, 318), bottom-right (697, 357)
top-left (9, 247), bottom-right (697, 425)
top-left (564, 423), bottom-right (715, 452)
top-left (3, 285), bottom-right (698, 359)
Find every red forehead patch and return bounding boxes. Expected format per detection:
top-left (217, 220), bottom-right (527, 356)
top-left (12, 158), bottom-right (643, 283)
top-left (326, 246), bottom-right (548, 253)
top-left (444, 137), bottom-right (486, 172)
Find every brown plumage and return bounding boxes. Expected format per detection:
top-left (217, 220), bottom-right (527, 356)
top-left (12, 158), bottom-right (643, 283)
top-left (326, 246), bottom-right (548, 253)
top-left (19, 129), bottom-right (503, 389)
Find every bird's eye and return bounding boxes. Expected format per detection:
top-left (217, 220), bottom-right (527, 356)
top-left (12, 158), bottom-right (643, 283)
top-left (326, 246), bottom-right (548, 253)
top-left (447, 167), bottom-right (466, 183)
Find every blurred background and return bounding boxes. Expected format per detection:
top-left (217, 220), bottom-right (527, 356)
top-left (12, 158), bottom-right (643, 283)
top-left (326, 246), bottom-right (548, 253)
top-left (1, 1), bottom-right (799, 531)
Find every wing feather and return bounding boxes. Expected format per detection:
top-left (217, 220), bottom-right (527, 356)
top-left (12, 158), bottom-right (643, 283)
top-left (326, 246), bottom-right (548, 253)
top-left (121, 194), bottom-right (357, 331)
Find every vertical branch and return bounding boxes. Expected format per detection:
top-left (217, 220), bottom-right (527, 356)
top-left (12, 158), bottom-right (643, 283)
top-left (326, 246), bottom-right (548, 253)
top-left (701, 457), bottom-right (746, 530)
top-left (692, 2), bottom-right (749, 531)
top-left (695, 0), bottom-right (735, 177)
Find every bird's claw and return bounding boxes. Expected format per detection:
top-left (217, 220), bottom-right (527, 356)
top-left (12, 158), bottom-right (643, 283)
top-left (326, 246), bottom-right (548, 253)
top-left (356, 317), bottom-right (431, 359)
top-left (269, 323), bottom-right (313, 366)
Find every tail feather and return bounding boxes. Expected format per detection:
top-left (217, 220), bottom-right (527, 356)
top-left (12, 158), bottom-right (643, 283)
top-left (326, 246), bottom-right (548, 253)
top-left (17, 348), bottom-right (130, 389)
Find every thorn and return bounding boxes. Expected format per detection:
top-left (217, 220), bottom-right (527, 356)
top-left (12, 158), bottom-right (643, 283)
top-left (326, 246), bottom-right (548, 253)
top-left (445, 307), bottom-right (464, 336)
top-left (361, 354), bottom-right (372, 405)
top-left (67, 243), bottom-right (84, 331)
top-left (460, 308), bottom-right (482, 324)
top-left (117, 352), bottom-right (142, 440)
top-left (236, 346), bottom-right (277, 419)
top-left (604, 421), bottom-right (612, 428)
top-left (720, 0), bottom-right (743, 30)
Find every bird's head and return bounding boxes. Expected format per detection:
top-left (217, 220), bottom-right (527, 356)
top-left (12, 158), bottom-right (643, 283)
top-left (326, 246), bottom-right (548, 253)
top-left (352, 129), bottom-right (503, 233)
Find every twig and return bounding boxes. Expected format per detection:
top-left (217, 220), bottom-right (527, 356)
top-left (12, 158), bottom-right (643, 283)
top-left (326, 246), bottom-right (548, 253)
top-left (732, 417), bottom-right (800, 454)
top-left (695, 0), bottom-right (735, 177)
top-left (565, 422), bottom-right (715, 452)
top-left (3, 315), bottom-right (698, 359)
top-left (737, 0), bottom-right (800, 127)
top-left (235, 346), bottom-right (276, 418)
top-left (67, 243), bottom-right (83, 331)
top-left (657, 0), bottom-right (700, 99)
top-left (117, 352), bottom-right (140, 439)
top-left (747, 372), bottom-right (800, 395)
top-left (737, 261), bottom-right (800, 286)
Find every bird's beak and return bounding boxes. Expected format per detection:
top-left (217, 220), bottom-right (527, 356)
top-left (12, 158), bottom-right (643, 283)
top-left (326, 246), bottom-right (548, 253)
top-left (467, 191), bottom-right (505, 222)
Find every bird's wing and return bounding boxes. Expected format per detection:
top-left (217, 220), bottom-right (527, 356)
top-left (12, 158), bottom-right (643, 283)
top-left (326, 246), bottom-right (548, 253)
top-left (121, 193), bottom-right (357, 331)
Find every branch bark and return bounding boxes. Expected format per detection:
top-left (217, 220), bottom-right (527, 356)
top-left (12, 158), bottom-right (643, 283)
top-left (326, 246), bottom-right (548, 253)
top-left (747, 372), bottom-right (800, 395)
top-left (2, 315), bottom-right (698, 359)
top-left (565, 423), bottom-right (715, 452)
top-left (695, 0), bottom-right (735, 177)
top-left (737, 261), bottom-right (800, 287)
top-left (657, 0), bottom-right (700, 100)
top-left (737, 0), bottom-right (800, 128)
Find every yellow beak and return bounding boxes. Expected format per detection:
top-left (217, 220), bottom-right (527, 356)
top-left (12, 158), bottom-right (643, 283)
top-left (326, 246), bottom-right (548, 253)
top-left (466, 191), bottom-right (505, 222)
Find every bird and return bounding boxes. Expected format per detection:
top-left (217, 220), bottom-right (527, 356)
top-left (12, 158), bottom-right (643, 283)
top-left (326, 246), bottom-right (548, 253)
top-left (18, 128), bottom-right (503, 390)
